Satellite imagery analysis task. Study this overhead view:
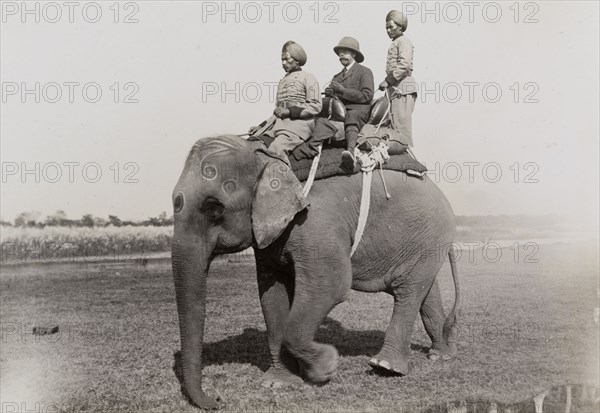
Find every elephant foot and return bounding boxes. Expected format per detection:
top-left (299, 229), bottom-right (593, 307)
top-left (260, 366), bottom-right (303, 389)
top-left (302, 344), bottom-right (339, 383)
top-left (369, 349), bottom-right (408, 376)
top-left (184, 388), bottom-right (225, 410)
top-left (427, 341), bottom-right (457, 361)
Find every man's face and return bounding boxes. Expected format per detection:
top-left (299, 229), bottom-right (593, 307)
top-left (281, 52), bottom-right (299, 73)
top-left (386, 20), bottom-right (403, 39)
top-left (337, 48), bottom-right (356, 67)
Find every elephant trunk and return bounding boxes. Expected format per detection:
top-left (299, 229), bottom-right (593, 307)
top-left (172, 238), bottom-right (223, 410)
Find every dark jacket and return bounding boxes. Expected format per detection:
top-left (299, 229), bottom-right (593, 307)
top-left (328, 62), bottom-right (375, 129)
top-left (331, 63), bottom-right (374, 111)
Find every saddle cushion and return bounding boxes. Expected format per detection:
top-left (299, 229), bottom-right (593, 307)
top-left (249, 135), bottom-right (427, 183)
top-left (289, 146), bottom-right (427, 183)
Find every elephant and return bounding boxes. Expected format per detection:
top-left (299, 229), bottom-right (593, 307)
top-left (171, 134), bottom-right (459, 409)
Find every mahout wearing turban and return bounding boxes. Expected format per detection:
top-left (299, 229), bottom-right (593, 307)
top-left (386, 10), bottom-right (408, 32)
top-left (282, 41), bottom-right (307, 66)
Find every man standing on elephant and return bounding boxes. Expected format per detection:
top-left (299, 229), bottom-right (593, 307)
top-left (378, 10), bottom-right (418, 147)
top-left (319, 37), bottom-right (374, 169)
top-left (250, 41), bottom-right (322, 159)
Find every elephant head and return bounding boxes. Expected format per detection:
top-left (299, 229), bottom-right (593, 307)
top-left (171, 135), bottom-right (307, 409)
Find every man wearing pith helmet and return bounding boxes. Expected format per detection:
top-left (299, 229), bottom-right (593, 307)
top-left (323, 36), bottom-right (374, 169)
top-left (378, 10), bottom-right (418, 147)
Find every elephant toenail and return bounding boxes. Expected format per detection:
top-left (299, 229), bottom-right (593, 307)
top-left (379, 360), bottom-right (391, 370)
top-left (369, 357), bottom-right (379, 366)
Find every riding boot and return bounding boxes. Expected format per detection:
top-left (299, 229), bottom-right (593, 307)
top-left (341, 126), bottom-right (359, 171)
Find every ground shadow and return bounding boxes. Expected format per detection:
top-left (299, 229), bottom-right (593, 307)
top-left (172, 321), bottom-right (599, 412)
top-left (173, 317), bottom-right (431, 384)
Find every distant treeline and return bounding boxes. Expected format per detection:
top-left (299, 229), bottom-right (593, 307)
top-left (0, 211), bottom-right (173, 228)
top-left (0, 212), bottom-right (573, 230)
top-left (455, 214), bottom-right (575, 231)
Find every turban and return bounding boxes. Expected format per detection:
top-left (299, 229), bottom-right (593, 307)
top-left (386, 10), bottom-right (408, 32)
top-left (282, 41), bottom-right (307, 66)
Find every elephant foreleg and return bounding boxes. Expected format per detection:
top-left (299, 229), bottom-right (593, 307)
top-left (282, 257), bottom-right (351, 383)
top-left (420, 279), bottom-right (457, 360)
top-left (256, 257), bottom-right (302, 388)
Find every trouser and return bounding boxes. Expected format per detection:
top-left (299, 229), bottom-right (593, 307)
top-left (269, 131), bottom-right (305, 157)
top-left (269, 117), bottom-right (314, 157)
top-left (344, 107), bottom-right (370, 152)
top-left (388, 91), bottom-right (416, 147)
top-left (345, 126), bottom-right (359, 152)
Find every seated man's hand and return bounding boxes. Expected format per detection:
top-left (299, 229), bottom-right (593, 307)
top-left (248, 125), bottom-right (260, 135)
top-left (274, 107), bottom-right (290, 119)
top-left (378, 80), bottom-right (388, 91)
top-left (331, 81), bottom-right (345, 93)
top-left (324, 87), bottom-right (335, 97)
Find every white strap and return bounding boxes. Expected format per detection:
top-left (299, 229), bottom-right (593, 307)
top-left (350, 171), bottom-right (373, 257)
top-left (302, 144), bottom-right (322, 197)
top-left (378, 163), bottom-right (391, 199)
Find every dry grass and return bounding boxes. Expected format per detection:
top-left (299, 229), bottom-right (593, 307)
top-left (0, 241), bottom-right (598, 412)
top-left (0, 225), bottom-right (173, 263)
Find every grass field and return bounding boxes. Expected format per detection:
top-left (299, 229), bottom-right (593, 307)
top-left (0, 225), bottom-right (173, 263)
top-left (2, 215), bottom-right (593, 265)
top-left (1, 241), bottom-right (598, 412)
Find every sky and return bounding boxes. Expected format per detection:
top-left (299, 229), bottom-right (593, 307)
top-left (1, 1), bottom-right (598, 226)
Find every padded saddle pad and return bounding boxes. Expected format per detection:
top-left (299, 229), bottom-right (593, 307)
top-left (289, 147), bottom-right (427, 183)
top-left (249, 135), bottom-right (427, 183)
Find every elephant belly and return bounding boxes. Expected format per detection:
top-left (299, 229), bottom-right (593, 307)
top-left (350, 251), bottom-right (408, 292)
top-left (297, 171), bottom-right (456, 294)
top-left (348, 219), bottom-right (453, 293)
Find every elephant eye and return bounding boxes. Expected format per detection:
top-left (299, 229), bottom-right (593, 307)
top-left (200, 197), bottom-right (225, 222)
top-left (173, 192), bottom-right (184, 213)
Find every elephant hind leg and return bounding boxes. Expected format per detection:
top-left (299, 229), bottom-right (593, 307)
top-left (369, 288), bottom-right (423, 375)
top-left (421, 279), bottom-right (457, 361)
top-left (370, 257), bottom-right (440, 375)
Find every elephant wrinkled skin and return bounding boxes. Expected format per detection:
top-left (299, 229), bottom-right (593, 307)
top-left (171, 135), bottom-right (459, 409)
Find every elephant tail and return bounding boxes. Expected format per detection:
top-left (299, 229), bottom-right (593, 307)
top-left (443, 245), bottom-right (460, 344)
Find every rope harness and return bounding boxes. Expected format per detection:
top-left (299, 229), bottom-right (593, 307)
top-left (350, 142), bottom-right (392, 256)
top-left (303, 89), bottom-right (423, 257)
top-left (305, 89), bottom-right (404, 257)
top-left (302, 141), bottom-right (393, 257)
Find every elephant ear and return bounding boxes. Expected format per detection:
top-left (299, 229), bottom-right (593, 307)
top-left (252, 150), bottom-right (309, 249)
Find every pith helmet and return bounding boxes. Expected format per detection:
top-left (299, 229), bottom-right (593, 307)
top-left (333, 37), bottom-right (364, 63)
